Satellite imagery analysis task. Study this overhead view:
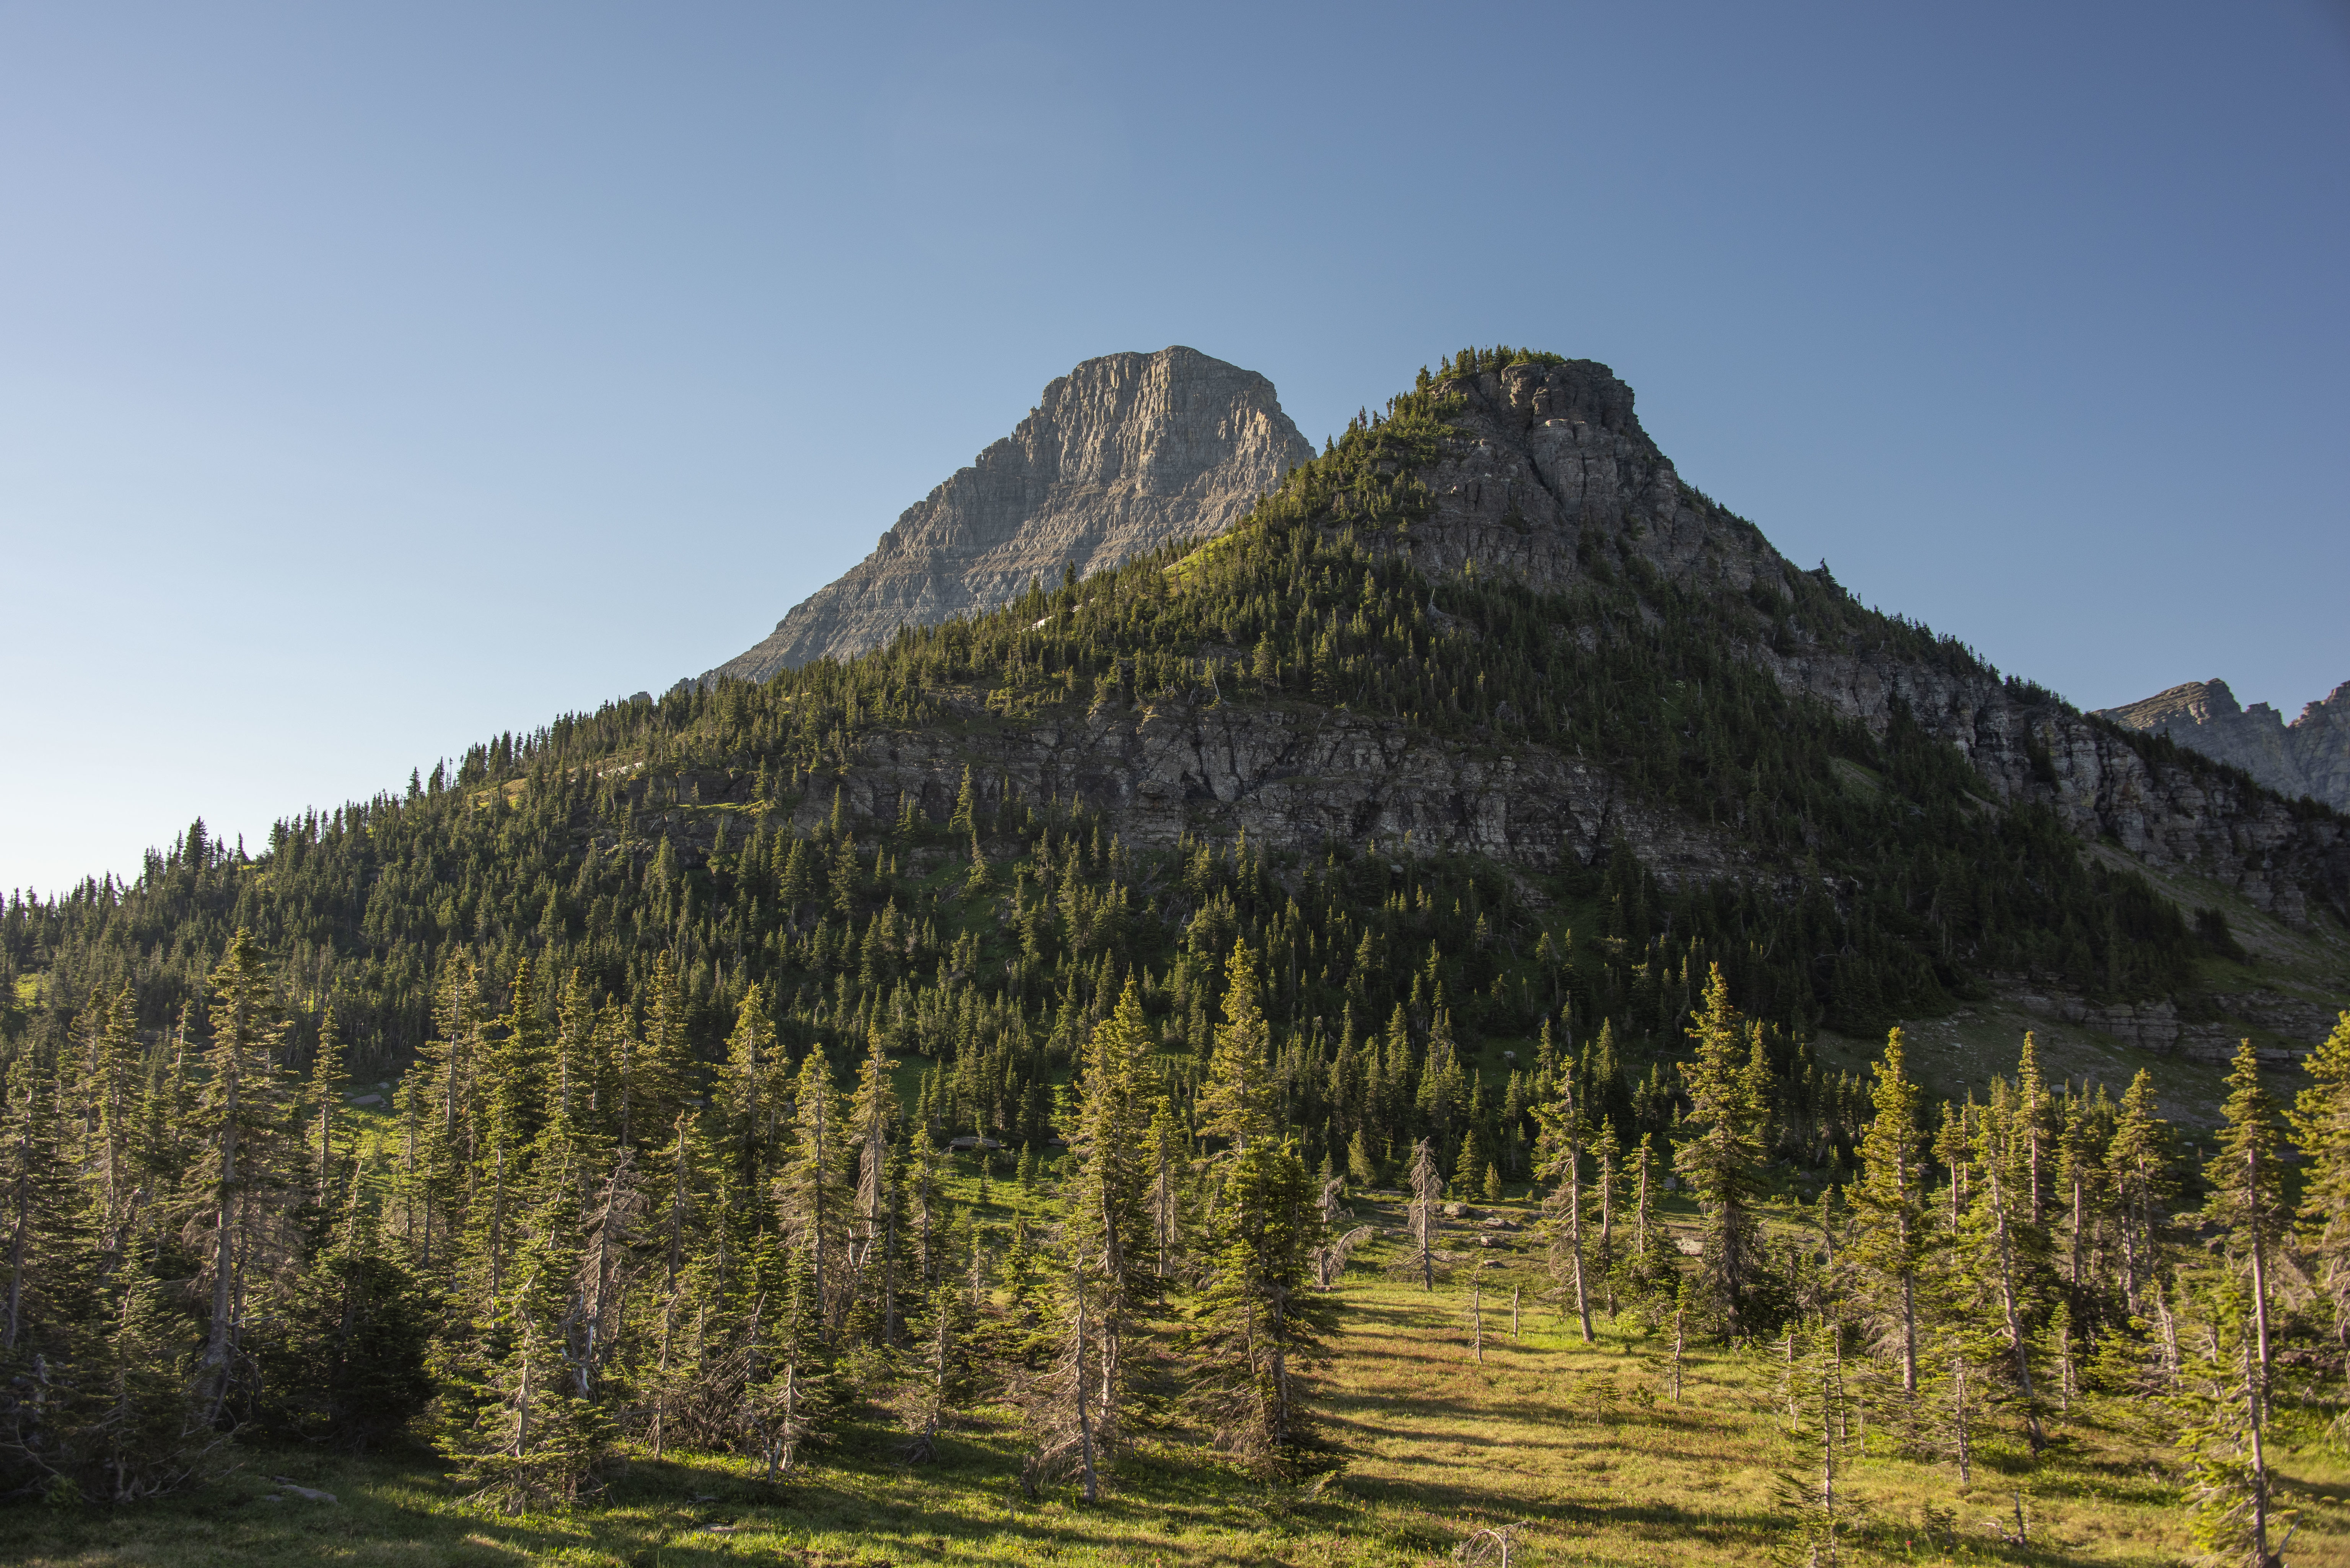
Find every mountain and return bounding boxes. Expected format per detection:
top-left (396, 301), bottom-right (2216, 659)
top-left (7, 347), bottom-right (2346, 1095)
top-left (709, 346), bottom-right (1313, 682)
top-left (2096, 677), bottom-right (2350, 811)
top-left (9, 346), bottom-right (2348, 1529)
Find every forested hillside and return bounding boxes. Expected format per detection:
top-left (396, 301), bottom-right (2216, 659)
top-left (2, 350), bottom-right (2342, 1560)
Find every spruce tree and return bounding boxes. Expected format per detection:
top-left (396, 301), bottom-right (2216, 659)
top-left (1022, 1238), bottom-right (1106, 1502)
top-left (718, 984), bottom-right (780, 1198)
top-left (635, 953), bottom-right (697, 1148)
top-left (1536, 1069), bottom-right (1594, 1342)
top-left (1145, 1095), bottom-right (1186, 1282)
top-left (455, 1222), bottom-right (614, 1511)
top-left (1186, 1135), bottom-right (1330, 1480)
top-left (844, 1026), bottom-right (901, 1341)
top-left (88, 985), bottom-right (144, 1244)
top-left (190, 930), bottom-right (298, 1425)
top-left (1962, 1077), bottom-right (2049, 1453)
top-left (1674, 966), bottom-right (1769, 1338)
top-left (2172, 1277), bottom-right (2288, 1568)
top-left (305, 1005), bottom-right (349, 1209)
top-left (1065, 981), bottom-right (1155, 1453)
top-left (0, 1047), bottom-right (111, 1499)
top-left (2109, 1069), bottom-right (2173, 1321)
top-left (904, 1270), bottom-right (974, 1464)
top-left (1199, 939), bottom-right (1277, 1150)
top-left (2179, 1039), bottom-right (2290, 1563)
top-left (1774, 1322), bottom-right (1855, 1568)
top-left (92, 1273), bottom-right (217, 1501)
top-left (257, 1169), bottom-right (432, 1451)
top-left (776, 1048), bottom-right (849, 1332)
top-left (2289, 1012), bottom-right (2350, 1401)
top-left (1852, 1026), bottom-right (1926, 1397)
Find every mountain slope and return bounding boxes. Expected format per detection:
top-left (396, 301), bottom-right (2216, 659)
top-left (710, 346), bottom-right (1313, 681)
top-left (5, 348), bottom-right (2343, 1108)
top-left (2096, 677), bottom-right (2350, 810)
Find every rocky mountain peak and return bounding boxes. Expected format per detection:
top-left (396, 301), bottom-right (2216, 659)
top-left (2096, 677), bottom-right (2350, 810)
top-left (1384, 356), bottom-right (1775, 597)
top-left (710, 346), bottom-right (1313, 683)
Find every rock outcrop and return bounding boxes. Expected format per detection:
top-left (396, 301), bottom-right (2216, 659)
top-left (626, 696), bottom-right (1745, 900)
top-left (2095, 679), bottom-right (2350, 811)
top-left (712, 348), bottom-right (1313, 682)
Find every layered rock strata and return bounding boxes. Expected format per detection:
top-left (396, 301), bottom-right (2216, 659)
top-left (712, 347), bottom-right (1313, 681)
top-left (2096, 678), bottom-right (2350, 811)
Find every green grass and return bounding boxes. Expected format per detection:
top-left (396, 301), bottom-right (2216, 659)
top-left (19, 1194), bottom-right (2341, 1566)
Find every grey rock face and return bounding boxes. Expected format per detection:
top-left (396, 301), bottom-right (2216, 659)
top-left (2095, 679), bottom-right (2350, 811)
top-left (795, 696), bottom-right (1745, 892)
top-left (712, 347), bottom-right (1313, 682)
top-left (1389, 358), bottom-right (1776, 599)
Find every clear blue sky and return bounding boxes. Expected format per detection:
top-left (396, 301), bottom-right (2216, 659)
top-left (5, 2), bottom-right (2346, 896)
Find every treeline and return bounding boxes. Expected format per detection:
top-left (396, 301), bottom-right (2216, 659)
top-left (6, 779), bottom-right (1896, 1188)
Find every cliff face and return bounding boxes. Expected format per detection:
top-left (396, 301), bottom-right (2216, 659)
top-left (2094, 679), bottom-right (2350, 811)
top-left (712, 347), bottom-right (1313, 682)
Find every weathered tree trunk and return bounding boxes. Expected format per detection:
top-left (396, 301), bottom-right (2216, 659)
top-left (1982, 1159), bottom-right (2046, 1452)
top-left (1073, 1265), bottom-right (1098, 1503)
top-left (1565, 1131), bottom-right (1593, 1344)
top-left (202, 1060), bottom-right (242, 1422)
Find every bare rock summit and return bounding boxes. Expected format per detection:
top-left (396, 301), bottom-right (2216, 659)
top-left (712, 347), bottom-right (1313, 682)
top-left (2097, 678), bottom-right (2350, 809)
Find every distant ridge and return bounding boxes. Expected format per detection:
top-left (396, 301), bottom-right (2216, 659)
top-left (708, 346), bottom-right (1313, 683)
top-left (2097, 678), bottom-right (2350, 810)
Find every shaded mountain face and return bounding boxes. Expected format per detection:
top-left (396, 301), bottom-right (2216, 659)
top-left (711, 346), bottom-right (1314, 682)
top-left (2097, 679), bottom-right (2350, 811)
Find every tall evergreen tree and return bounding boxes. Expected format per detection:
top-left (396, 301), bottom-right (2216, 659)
top-left (2177, 1039), bottom-right (2290, 1564)
top-left (2290, 1012), bottom-right (2350, 1399)
top-left (844, 1026), bottom-right (901, 1340)
top-left (189, 930), bottom-right (298, 1424)
top-left (305, 1006), bottom-right (349, 1210)
top-left (1962, 1077), bottom-right (2049, 1453)
top-left (1674, 966), bottom-right (1770, 1337)
top-left (1187, 1135), bottom-right (1329, 1480)
top-left (1536, 1068), bottom-right (1594, 1342)
top-left (776, 1048), bottom-right (849, 1332)
top-left (1199, 939), bottom-right (1276, 1150)
top-left (1852, 1026), bottom-right (1925, 1397)
top-left (1065, 981), bottom-right (1156, 1451)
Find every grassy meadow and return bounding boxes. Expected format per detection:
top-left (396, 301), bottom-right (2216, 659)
top-left (15, 1184), bottom-right (2340, 1568)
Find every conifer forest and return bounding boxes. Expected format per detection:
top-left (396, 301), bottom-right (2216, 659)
top-left (6, 350), bottom-right (2350, 1565)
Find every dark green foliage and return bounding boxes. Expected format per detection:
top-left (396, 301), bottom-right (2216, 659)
top-left (251, 1206), bottom-right (435, 1452)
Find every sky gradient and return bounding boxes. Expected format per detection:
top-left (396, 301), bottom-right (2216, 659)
top-left (4, 2), bottom-right (2346, 896)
